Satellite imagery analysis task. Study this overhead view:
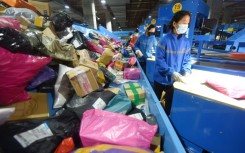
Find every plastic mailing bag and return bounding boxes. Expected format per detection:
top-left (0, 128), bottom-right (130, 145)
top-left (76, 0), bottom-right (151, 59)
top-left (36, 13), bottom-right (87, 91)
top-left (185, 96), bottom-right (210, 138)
top-left (42, 34), bottom-right (77, 61)
top-left (0, 109), bottom-right (80, 153)
top-left (66, 90), bottom-right (116, 119)
top-left (73, 144), bottom-right (154, 153)
top-left (80, 109), bottom-right (158, 148)
top-left (207, 77), bottom-right (245, 99)
top-left (51, 13), bottom-right (73, 32)
top-left (124, 68), bottom-right (140, 80)
top-left (0, 16), bottom-right (20, 30)
top-left (0, 27), bottom-right (35, 54)
top-left (87, 41), bottom-right (103, 55)
top-left (25, 31), bottom-right (46, 53)
top-left (105, 91), bottom-right (132, 114)
top-left (0, 108), bottom-right (15, 125)
top-left (2, 7), bottom-right (38, 21)
top-left (27, 66), bottom-right (57, 89)
top-left (68, 31), bottom-right (88, 50)
top-left (0, 47), bottom-right (52, 106)
top-left (53, 64), bottom-right (74, 108)
top-left (54, 137), bottom-right (75, 153)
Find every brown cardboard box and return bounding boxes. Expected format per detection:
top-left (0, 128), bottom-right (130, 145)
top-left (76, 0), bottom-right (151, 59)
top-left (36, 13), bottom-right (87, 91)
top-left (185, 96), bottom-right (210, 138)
top-left (124, 83), bottom-right (145, 106)
top-left (150, 134), bottom-right (162, 153)
top-left (79, 58), bottom-right (98, 76)
top-left (28, 0), bottom-right (51, 16)
top-left (66, 66), bottom-right (99, 97)
top-left (105, 88), bottom-right (121, 94)
top-left (3, 93), bottom-right (49, 121)
top-left (73, 49), bottom-right (91, 67)
top-left (17, 16), bottom-right (32, 27)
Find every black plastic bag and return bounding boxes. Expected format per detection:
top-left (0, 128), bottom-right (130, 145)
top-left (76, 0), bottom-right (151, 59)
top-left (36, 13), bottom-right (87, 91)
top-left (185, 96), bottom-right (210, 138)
top-left (50, 13), bottom-right (73, 32)
top-left (68, 31), bottom-right (88, 50)
top-left (0, 109), bottom-right (80, 153)
top-left (66, 90), bottom-right (116, 119)
top-left (126, 107), bottom-right (147, 121)
top-left (0, 27), bottom-right (36, 55)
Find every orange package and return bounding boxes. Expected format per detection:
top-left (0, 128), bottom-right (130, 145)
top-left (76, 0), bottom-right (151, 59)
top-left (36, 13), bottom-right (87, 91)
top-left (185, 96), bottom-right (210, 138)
top-left (54, 137), bottom-right (75, 153)
top-left (2, 0), bottom-right (40, 14)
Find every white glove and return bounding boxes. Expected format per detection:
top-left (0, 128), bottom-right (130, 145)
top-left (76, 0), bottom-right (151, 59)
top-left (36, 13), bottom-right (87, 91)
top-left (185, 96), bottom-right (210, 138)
top-left (172, 72), bottom-right (184, 82)
top-left (135, 50), bottom-right (143, 58)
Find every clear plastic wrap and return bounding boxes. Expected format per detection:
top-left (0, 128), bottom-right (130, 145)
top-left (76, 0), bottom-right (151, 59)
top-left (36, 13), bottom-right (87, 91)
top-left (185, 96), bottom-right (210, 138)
top-left (2, 7), bottom-right (38, 21)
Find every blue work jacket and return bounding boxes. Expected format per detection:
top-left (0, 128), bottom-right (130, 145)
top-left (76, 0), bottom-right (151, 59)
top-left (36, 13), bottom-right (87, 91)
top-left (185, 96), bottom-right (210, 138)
top-left (134, 33), bottom-right (157, 62)
top-left (154, 32), bottom-right (191, 85)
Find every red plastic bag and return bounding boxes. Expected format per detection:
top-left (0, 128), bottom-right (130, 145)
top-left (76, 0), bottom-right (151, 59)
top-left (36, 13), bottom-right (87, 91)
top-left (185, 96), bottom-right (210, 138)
top-left (207, 76), bottom-right (245, 99)
top-left (80, 109), bottom-right (157, 149)
top-left (0, 47), bottom-right (52, 105)
top-left (0, 17), bottom-right (20, 30)
top-left (54, 137), bottom-right (75, 153)
top-left (87, 41), bottom-right (103, 55)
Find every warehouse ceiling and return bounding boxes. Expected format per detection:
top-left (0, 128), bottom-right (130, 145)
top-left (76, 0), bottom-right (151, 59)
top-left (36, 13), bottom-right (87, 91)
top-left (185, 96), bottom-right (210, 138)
top-left (50, 0), bottom-right (245, 30)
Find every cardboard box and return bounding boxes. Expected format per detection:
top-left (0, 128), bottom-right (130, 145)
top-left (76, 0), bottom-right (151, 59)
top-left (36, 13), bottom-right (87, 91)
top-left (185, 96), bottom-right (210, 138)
top-left (150, 134), bottom-right (162, 152)
top-left (28, 0), bottom-right (51, 16)
top-left (105, 88), bottom-right (121, 94)
top-left (3, 93), bottom-right (49, 121)
top-left (124, 83), bottom-right (145, 106)
top-left (77, 58), bottom-right (98, 76)
top-left (66, 66), bottom-right (99, 97)
top-left (17, 16), bottom-right (32, 27)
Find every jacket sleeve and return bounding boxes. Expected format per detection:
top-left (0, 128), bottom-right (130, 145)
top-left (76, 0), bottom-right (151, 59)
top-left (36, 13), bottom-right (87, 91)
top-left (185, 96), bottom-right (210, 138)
top-left (156, 39), bottom-right (174, 76)
top-left (153, 37), bottom-right (157, 51)
top-left (181, 43), bottom-right (192, 74)
top-left (134, 36), bottom-right (141, 51)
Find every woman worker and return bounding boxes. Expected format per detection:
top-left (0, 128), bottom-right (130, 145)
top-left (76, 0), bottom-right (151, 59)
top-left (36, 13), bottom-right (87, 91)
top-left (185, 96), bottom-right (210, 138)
top-left (134, 24), bottom-right (157, 72)
top-left (153, 10), bottom-right (192, 115)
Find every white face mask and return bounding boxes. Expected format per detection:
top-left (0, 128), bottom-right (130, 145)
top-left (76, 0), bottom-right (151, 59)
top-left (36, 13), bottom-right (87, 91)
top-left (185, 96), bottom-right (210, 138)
top-left (176, 24), bottom-right (188, 34)
top-left (134, 33), bottom-right (139, 37)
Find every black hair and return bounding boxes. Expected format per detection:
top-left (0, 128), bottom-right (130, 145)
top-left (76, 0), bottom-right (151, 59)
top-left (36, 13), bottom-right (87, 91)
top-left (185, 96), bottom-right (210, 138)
top-left (129, 32), bottom-right (133, 36)
top-left (169, 10), bottom-right (191, 31)
top-left (147, 24), bottom-right (155, 31)
top-left (134, 29), bottom-right (139, 33)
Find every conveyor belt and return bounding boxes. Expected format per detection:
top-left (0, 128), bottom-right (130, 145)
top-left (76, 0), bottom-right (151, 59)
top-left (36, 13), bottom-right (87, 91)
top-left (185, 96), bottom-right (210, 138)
top-left (192, 48), bottom-right (245, 62)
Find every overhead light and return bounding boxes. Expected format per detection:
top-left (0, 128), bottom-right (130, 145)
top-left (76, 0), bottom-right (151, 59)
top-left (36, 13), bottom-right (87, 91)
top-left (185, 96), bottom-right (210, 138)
top-left (118, 26), bottom-right (121, 28)
top-left (97, 17), bottom-right (100, 20)
top-left (113, 17), bottom-right (116, 20)
top-left (234, 19), bottom-right (238, 22)
top-left (148, 16), bottom-right (151, 18)
top-left (65, 5), bottom-right (70, 9)
top-left (101, 0), bottom-right (106, 4)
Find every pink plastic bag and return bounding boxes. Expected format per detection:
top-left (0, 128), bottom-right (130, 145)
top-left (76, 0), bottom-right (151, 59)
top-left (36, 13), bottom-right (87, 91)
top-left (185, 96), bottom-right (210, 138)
top-left (0, 47), bottom-right (52, 105)
top-left (207, 77), bottom-right (245, 99)
top-left (124, 68), bottom-right (140, 80)
top-left (87, 41), bottom-right (103, 55)
top-left (80, 109), bottom-right (157, 149)
top-left (0, 17), bottom-right (20, 30)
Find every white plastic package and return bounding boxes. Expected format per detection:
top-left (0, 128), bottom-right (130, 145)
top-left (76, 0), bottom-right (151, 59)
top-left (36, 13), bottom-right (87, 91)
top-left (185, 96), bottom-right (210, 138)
top-left (53, 64), bottom-right (73, 108)
top-left (0, 108), bottom-right (15, 125)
